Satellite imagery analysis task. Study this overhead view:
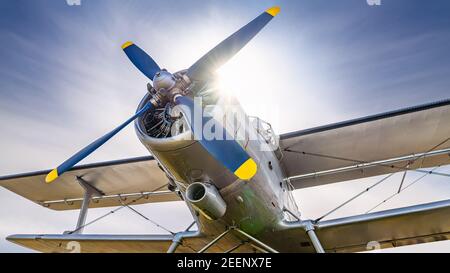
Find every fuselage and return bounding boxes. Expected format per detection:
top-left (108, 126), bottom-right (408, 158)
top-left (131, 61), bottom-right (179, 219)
top-left (134, 83), bottom-right (299, 251)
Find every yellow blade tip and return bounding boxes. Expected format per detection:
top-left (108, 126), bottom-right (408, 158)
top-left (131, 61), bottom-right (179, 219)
top-left (234, 158), bottom-right (258, 181)
top-left (45, 169), bottom-right (59, 184)
top-left (121, 41), bottom-right (133, 49)
top-left (266, 6), bottom-right (280, 17)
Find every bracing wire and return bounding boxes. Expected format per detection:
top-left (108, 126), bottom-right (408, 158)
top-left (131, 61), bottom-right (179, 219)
top-left (289, 138), bottom-right (450, 223)
top-left (68, 184), bottom-right (172, 234)
top-left (314, 172), bottom-right (395, 222)
top-left (68, 194), bottom-right (147, 234)
top-left (366, 163), bottom-right (450, 214)
top-left (119, 199), bottom-right (175, 234)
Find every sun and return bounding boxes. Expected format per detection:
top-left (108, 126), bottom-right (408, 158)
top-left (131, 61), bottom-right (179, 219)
top-left (215, 47), bottom-right (274, 106)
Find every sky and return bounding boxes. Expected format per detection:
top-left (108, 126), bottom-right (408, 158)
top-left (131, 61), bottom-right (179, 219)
top-left (0, 0), bottom-right (450, 252)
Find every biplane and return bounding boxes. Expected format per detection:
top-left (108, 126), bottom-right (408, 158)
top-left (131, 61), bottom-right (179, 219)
top-left (1, 6), bottom-right (450, 253)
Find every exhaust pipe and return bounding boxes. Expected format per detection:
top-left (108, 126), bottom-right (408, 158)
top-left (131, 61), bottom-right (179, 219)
top-left (186, 182), bottom-right (227, 220)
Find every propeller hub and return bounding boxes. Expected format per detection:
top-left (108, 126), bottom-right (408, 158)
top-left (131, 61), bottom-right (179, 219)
top-left (153, 70), bottom-right (176, 91)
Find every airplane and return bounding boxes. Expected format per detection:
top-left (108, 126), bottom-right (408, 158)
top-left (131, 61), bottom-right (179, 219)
top-left (1, 6), bottom-right (450, 253)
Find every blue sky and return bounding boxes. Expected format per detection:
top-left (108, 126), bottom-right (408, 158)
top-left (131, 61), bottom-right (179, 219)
top-left (0, 0), bottom-right (450, 252)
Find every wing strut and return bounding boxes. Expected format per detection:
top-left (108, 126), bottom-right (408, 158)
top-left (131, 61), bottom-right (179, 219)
top-left (70, 177), bottom-right (104, 234)
top-left (283, 208), bottom-right (325, 253)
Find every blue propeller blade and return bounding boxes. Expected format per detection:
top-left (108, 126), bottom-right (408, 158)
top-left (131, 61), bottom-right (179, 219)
top-left (187, 6), bottom-right (280, 80)
top-left (122, 41), bottom-right (161, 81)
top-left (45, 102), bottom-right (154, 183)
top-left (175, 96), bottom-right (257, 180)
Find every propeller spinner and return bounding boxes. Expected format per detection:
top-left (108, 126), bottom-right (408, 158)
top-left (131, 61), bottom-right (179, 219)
top-left (45, 6), bottom-right (280, 183)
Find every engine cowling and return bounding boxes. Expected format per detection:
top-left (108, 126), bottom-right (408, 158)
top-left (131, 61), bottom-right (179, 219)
top-left (134, 93), bottom-right (239, 189)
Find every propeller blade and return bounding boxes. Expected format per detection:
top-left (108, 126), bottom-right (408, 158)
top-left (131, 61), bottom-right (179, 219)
top-left (45, 102), bottom-right (154, 183)
top-left (187, 6), bottom-right (280, 80)
top-left (174, 95), bottom-right (257, 180)
top-left (122, 41), bottom-right (161, 80)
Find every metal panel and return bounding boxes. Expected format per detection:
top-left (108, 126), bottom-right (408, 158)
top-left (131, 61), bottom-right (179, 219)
top-left (279, 99), bottom-right (450, 189)
top-left (0, 156), bottom-right (180, 210)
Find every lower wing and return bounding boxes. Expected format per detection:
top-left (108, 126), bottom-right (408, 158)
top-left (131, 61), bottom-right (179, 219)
top-left (277, 198), bottom-right (450, 252)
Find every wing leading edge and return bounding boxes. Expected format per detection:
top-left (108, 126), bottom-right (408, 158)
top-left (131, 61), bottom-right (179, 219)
top-left (279, 99), bottom-right (450, 189)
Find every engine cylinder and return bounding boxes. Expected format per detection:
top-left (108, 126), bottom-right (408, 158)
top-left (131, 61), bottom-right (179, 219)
top-left (134, 93), bottom-right (238, 188)
top-left (186, 182), bottom-right (227, 220)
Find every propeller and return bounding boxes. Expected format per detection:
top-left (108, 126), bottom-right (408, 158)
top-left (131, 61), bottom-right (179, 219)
top-left (187, 6), bottom-right (280, 80)
top-left (122, 42), bottom-right (161, 80)
top-left (45, 102), bottom-right (154, 183)
top-left (174, 95), bottom-right (257, 180)
top-left (45, 6), bottom-right (280, 183)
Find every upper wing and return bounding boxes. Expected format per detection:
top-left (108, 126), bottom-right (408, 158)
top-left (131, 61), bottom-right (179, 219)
top-left (279, 99), bottom-right (450, 189)
top-left (0, 156), bottom-right (180, 210)
top-left (279, 199), bottom-right (450, 253)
